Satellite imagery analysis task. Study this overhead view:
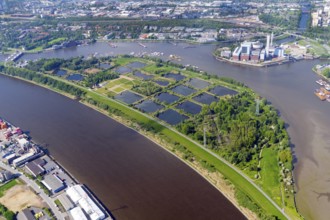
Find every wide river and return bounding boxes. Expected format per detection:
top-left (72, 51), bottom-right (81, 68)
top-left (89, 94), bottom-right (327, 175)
top-left (1, 41), bottom-right (330, 220)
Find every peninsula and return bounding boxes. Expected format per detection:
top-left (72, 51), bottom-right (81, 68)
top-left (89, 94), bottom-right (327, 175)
top-left (0, 55), bottom-right (300, 219)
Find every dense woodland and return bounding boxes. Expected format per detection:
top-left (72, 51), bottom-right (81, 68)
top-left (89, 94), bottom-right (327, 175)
top-left (177, 91), bottom-right (291, 171)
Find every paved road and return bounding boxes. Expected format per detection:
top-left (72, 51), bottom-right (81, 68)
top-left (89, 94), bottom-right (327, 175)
top-left (0, 162), bottom-right (64, 220)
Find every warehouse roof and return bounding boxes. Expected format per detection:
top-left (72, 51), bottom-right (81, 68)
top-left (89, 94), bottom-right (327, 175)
top-left (57, 193), bottom-right (74, 211)
top-left (42, 174), bottom-right (65, 193)
top-left (26, 162), bottom-right (44, 177)
top-left (70, 207), bottom-right (88, 220)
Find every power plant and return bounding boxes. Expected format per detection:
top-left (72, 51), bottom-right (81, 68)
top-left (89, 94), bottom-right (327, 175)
top-left (222, 33), bottom-right (285, 63)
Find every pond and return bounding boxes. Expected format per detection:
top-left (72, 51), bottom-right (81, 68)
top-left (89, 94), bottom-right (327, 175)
top-left (55, 69), bottom-right (67, 76)
top-left (175, 101), bottom-right (202, 115)
top-left (163, 73), bottom-right (186, 81)
top-left (171, 85), bottom-right (196, 96)
top-left (209, 86), bottom-right (237, 96)
top-left (99, 63), bottom-right (112, 69)
top-left (115, 91), bottom-right (143, 104)
top-left (127, 61), bottom-right (147, 69)
top-left (116, 66), bottom-right (132, 74)
top-left (134, 71), bottom-right (154, 80)
top-left (157, 109), bottom-right (188, 125)
top-left (135, 100), bottom-right (164, 113)
top-left (66, 74), bottom-right (84, 81)
top-left (155, 92), bottom-right (180, 104)
top-left (154, 80), bottom-right (170, 86)
top-left (193, 93), bottom-right (219, 105)
top-left (187, 78), bottom-right (210, 89)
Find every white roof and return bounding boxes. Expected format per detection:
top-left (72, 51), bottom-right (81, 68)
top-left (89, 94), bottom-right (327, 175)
top-left (18, 138), bottom-right (29, 146)
top-left (66, 184), bottom-right (86, 204)
top-left (12, 152), bottom-right (34, 164)
top-left (70, 207), bottom-right (88, 220)
top-left (66, 185), bottom-right (106, 220)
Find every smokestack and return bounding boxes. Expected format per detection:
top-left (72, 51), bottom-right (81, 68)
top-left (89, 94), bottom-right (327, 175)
top-left (271, 32), bottom-right (274, 46)
top-left (266, 34), bottom-right (270, 58)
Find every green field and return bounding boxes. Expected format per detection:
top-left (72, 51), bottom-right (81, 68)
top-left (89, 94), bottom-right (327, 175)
top-left (48, 37), bottom-right (67, 45)
top-left (260, 147), bottom-right (282, 206)
top-left (96, 77), bottom-right (138, 94)
top-left (142, 64), bottom-right (178, 75)
top-left (298, 39), bottom-right (329, 56)
top-left (0, 179), bottom-right (18, 197)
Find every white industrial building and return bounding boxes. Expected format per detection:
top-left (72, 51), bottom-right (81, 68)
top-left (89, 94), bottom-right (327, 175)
top-left (66, 185), bottom-right (107, 220)
top-left (69, 207), bottom-right (88, 220)
top-left (17, 138), bottom-right (29, 149)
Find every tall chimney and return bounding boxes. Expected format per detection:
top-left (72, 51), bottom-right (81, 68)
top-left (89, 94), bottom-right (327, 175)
top-left (271, 32), bottom-right (274, 46)
top-left (266, 34), bottom-right (270, 58)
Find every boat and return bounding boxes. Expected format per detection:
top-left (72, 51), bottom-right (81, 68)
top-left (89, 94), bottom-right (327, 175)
top-left (327, 95), bottom-right (330, 102)
top-left (325, 84), bottom-right (330, 91)
top-left (315, 89), bottom-right (326, 101)
top-left (138, 42), bottom-right (147, 48)
top-left (316, 79), bottom-right (323, 85)
top-left (316, 79), bottom-right (327, 86)
top-left (108, 42), bottom-right (117, 48)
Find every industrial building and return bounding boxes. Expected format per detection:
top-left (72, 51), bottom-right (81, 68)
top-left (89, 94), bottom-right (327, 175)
top-left (0, 171), bottom-right (14, 183)
top-left (70, 207), bottom-right (88, 220)
top-left (57, 193), bottom-right (75, 211)
top-left (42, 174), bottom-right (66, 194)
top-left (66, 185), bottom-right (107, 220)
top-left (26, 161), bottom-right (45, 177)
top-left (226, 33), bottom-right (285, 62)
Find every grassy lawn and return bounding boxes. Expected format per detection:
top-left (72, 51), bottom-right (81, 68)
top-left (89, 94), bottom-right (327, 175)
top-left (113, 87), bottom-right (126, 93)
top-left (48, 37), bottom-right (67, 45)
top-left (260, 147), bottom-right (282, 206)
top-left (142, 64), bottom-right (178, 75)
top-left (96, 77), bottom-right (139, 94)
top-left (298, 39), bottom-right (328, 56)
top-left (0, 179), bottom-right (18, 197)
top-left (114, 57), bottom-right (148, 66)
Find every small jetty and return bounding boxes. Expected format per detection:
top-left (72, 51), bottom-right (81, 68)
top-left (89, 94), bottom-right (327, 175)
top-left (5, 51), bottom-right (24, 62)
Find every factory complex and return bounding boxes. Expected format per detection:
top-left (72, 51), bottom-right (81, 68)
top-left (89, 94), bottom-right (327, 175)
top-left (219, 33), bottom-right (287, 66)
top-left (0, 117), bottom-right (111, 220)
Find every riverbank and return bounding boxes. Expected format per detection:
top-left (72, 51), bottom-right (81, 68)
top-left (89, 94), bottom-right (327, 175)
top-left (0, 114), bottom-right (112, 220)
top-left (0, 59), bottom-right (294, 219)
top-left (214, 55), bottom-right (292, 68)
top-left (81, 99), bottom-right (257, 220)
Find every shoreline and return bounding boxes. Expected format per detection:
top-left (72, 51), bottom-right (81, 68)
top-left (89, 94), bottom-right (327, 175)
top-left (0, 107), bottom-right (113, 220)
top-left (214, 54), bottom-right (293, 68)
top-left (81, 100), bottom-right (257, 220)
top-left (0, 72), bottom-right (253, 219)
top-left (0, 65), bottom-right (293, 219)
